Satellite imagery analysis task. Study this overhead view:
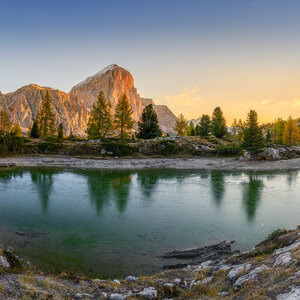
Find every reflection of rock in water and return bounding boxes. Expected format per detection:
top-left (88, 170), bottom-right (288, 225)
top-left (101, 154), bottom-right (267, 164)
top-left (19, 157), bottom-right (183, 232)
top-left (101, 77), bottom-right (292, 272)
top-left (210, 172), bottom-right (225, 207)
top-left (30, 170), bottom-right (55, 212)
top-left (242, 175), bottom-right (263, 222)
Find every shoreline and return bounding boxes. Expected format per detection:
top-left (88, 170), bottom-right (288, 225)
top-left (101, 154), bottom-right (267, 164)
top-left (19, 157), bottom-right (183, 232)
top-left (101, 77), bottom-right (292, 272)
top-left (0, 226), bottom-right (299, 299)
top-left (0, 155), bottom-right (300, 171)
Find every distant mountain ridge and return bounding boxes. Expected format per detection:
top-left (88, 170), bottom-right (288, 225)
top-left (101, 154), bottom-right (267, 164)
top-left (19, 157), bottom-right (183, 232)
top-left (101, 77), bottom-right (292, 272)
top-left (0, 64), bottom-right (177, 135)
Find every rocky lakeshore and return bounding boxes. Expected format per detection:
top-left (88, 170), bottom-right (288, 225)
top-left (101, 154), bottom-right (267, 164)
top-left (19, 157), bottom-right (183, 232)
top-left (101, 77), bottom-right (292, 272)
top-left (0, 227), bottom-right (299, 299)
top-left (1, 155), bottom-right (300, 172)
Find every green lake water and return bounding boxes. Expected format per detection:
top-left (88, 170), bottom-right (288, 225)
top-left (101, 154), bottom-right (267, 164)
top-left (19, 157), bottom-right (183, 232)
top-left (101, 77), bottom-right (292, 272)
top-left (0, 168), bottom-right (299, 278)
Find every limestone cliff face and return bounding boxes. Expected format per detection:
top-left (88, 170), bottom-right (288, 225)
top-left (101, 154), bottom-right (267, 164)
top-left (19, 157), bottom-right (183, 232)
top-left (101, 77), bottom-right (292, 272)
top-left (141, 98), bottom-right (177, 133)
top-left (0, 64), bottom-right (178, 136)
top-left (0, 85), bottom-right (88, 136)
top-left (70, 64), bottom-right (142, 122)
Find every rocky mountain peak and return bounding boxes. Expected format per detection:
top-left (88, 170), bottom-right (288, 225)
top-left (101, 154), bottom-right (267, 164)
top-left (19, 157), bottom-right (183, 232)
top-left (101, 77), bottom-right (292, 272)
top-left (70, 64), bottom-right (142, 121)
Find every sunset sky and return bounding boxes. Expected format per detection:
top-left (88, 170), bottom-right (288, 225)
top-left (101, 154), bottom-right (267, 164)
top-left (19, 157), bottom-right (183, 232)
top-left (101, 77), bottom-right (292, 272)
top-left (1, 0), bottom-right (300, 123)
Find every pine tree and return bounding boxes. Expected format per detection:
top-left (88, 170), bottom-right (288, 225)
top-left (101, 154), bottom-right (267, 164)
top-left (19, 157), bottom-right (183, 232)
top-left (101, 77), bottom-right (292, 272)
top-left (174, 114), bottom-right (188, 136)
top-left (12, 123), bottom-right (23, 137)
top-left (243, 110), bottom-right (265, 153)
top-left (283, 116), bottom-right (300, 145)
top-left (57, 123), bottom-right (64, 139)
top-left (37, 91), bottom-right (56, 137)
top-left (137, 104), bottom-right (162, 139)
top-left (197, 114), bottom-right (211, 137)
top-left (114, 93), bottom-right (133, 139)
top-left (211, 107), bottom-right (227, 138)
top-left (0, 110), bottom-right (11, 134)
top-left (88, 91), bottom-right (113, 139)
top-left (30, 119), bottom-right (40, 138)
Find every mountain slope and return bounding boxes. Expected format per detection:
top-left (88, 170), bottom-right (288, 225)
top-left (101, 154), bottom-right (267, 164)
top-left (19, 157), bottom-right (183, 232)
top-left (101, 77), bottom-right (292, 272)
top-left (141, 98), bottom-right (177, 133)
top-left (0, 85), bottom-right (88, 136)
top-left (0, 64), bottom-right (177, 136)
top-left (70, 64), bottom-right (142, 122)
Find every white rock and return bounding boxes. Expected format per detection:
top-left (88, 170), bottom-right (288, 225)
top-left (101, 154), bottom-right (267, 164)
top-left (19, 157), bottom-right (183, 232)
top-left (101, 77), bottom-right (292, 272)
top-left (260, 148), bottom-right (281, 160)
top-left (113, 279), bottom-right (121, 285)
top-left (273, 240), bottom-right (300, 256)
top-left (200, 276), bottom-right (213, 284)
top-left (233, 265), bottom-right (269, 290)
top-left (173, 278), bottom-right (181, 284)
top-left (138, 287), bottom-right (157, 299)
top-left (274, 252), bottom-right (292, 266)
top-left (110, 293), bottom-right (127, 300)
top-left (220, 291), bottom-right (229, 296)
top-left (0, 255), bottom-right (10, 269)
top-left (125, 275), bottom-right (138, 282)
top-left (164, 283), bottom-right (174, 288)
top-left (227, 263), bottom-right (252, 281)
top-left (277, 286), bottom-right (300, 300)
top-left (197, 260), bottom-right (212, 270)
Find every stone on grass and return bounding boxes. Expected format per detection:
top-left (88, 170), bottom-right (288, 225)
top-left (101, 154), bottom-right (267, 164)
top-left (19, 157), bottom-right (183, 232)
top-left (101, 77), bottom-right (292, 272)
top-left (110, 293), bottom-right (127, 300)
top-left (233, 265), bottom-right (269, 290)
top-left (227, 263), bottom-right (251, 281)
top-left (138, 287), bottom-right (158, 299)
top-left (274, 252), bottom-right (292, 266)
top-left (277, 286), bottom-right (300, 300)
top-left (125, 275), bottom-right (138, 282)
top-left (0, 255), bottom-right (10, 269)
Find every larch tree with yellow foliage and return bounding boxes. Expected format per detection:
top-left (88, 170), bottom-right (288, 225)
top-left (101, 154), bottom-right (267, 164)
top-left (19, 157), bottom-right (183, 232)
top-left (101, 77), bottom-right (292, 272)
top-left (283, 116), bottom-right (300, 145)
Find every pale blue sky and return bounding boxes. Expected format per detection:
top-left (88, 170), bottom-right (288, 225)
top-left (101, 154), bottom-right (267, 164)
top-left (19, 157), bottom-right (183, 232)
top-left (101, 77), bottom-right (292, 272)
top-left (1, 0), bottom-right (300, 121)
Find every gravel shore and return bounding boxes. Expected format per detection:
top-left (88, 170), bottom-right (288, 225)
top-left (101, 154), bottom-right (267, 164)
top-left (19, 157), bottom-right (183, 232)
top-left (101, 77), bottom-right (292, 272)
top-left (1, 155), bottom-right (300, 171)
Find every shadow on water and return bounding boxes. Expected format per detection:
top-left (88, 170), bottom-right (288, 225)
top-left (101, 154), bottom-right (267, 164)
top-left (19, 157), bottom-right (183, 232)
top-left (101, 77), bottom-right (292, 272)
top-left (210, 171), bottom-right (225, 207)
top-left (242, 175), bottom-right (263, 222)
top-left (30, 169), bottom-right (55, 213)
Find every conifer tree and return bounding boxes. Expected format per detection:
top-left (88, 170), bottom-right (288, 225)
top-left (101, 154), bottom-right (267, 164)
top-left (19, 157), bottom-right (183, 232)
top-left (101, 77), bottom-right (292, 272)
top-left (12, 123), bottom-right (23, 137)
top-left (243, 110), bottom-right (265, 153)
top-left (211, 107), bottom-right (227, 138)
top-left (187, 121), bottom-right (196, 136)
top-left (30, 119), bottom-right (40, 138)
top-left (137, 104), bottom-right (162, 139)
top-left (114, 93), bottom-right (133, 139)
top-left (283, 116), bottom-right (300, 145)
top-left (88, 91), bottom-right (113, 139)
top-left (57, 123), bottom-right (64, 139)
top-left (37, 91), bottom-right (56, 137)
top-left (174, 113), bottom-right (188, 136)
top-left (0, 110), bottom-right (11, 134)
top-left (197, 114), bottom-right (211, 137)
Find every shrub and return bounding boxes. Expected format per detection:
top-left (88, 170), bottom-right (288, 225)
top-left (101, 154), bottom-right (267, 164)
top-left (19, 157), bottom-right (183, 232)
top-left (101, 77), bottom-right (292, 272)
top-left (217, 143), bottom-right (242, 156)
top-left (0, 135), bottom-right (29, 155)
top-left (36, 142), bottom-right (63, 153)
top-left (151, 140), bottom-right (178, 156)
top-left (101, 141), bottom-right (138, 157)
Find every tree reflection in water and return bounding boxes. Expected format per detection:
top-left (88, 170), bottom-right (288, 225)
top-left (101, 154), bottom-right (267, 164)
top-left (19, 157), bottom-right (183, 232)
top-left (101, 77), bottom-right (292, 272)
top-left (242, 175), bottom-right (263, 222)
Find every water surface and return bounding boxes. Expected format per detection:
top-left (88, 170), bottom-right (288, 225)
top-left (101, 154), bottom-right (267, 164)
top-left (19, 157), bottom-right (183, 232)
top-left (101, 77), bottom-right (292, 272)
top-left (0, 168), bottom-right (299, 278)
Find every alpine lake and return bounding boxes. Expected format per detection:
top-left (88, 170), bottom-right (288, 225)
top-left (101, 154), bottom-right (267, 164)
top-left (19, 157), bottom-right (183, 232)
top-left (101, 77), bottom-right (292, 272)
top-left (0, 167), bottom-right (299, 278)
